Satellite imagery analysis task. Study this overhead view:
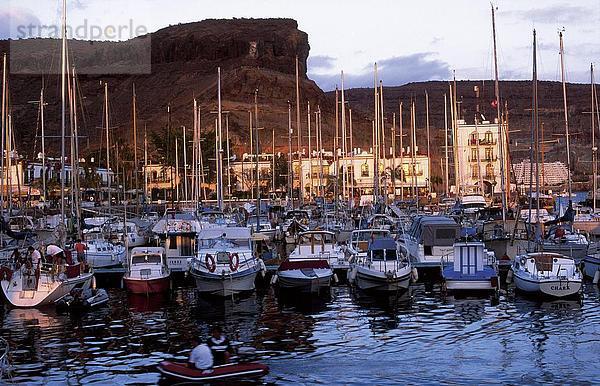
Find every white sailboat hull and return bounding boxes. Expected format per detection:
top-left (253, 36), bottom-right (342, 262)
top-left (513, 272), bottom-right (582, 298)
top-left (582, 255), bottom-right (600, 279)
top-left (191, 266), bottom-right (258, 297)
top-left (1, 271), bottom-right (93, 308)
top-left (277, 269), bottom-right (332, 293)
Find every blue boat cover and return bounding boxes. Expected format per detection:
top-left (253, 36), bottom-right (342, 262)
top-left (368, 238), bottom-right (397, 251)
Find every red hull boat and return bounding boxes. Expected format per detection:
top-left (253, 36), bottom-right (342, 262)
top-left (124, 276), bottom-right (170, 294)
top-left (158, 361), bottom-right (269, 382)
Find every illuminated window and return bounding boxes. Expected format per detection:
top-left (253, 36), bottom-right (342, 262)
top-left (361, 162), bottom-right (369, 177)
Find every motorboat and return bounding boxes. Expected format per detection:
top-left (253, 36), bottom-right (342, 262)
top-left (273, 231), bottom-right (343, 293)
top-left (346, 229), bottom-right (391, 260)
top-left (152, 209), bottom-right (201, 273)
top-left (511, 252), bottom-right (582, 298)
top-left (535, 224), bottom-right (589, 262)
top-left (123, 247), bottom-right (171, 294)
top-left (108, 221), bottom-right (147, 248)
top-left (441, 242), bottom-right (499, 296)
top-left (246, 215), bottom-right (276, 241)
top-left (0, 261), bottom-right (93, 307)
top-left (189, 227), bottom-right (264, 297)
top-left (402, 216), bottom-right (460, 271)
top-left (55, 287), bottom-right (109, 312)
top-left (73, 231), bottom-right (126, 271)
top-left (198, 209), bottom-right (237, 228)
top-left (348, 238), bottom-right (412, 293)
top-left (158, 361), bottom-right (269, 382)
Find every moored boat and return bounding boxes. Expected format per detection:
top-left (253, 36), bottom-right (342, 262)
top-left (123, 247), bottom-right (171, 294)
top-left (0, 262), bottom-right (93, 308)
top-left (511, 252), bottom-right (582, 298)
top-left (189, 227), bottom-right (263, 297)
top-left (349, 238), bottom-right (412, 293)
top-left (441, 242), bottom-right (499, 296)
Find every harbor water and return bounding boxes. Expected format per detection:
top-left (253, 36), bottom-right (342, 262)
top-left (1, 282), bottom-right (599, 385)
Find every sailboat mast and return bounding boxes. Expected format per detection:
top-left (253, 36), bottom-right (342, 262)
top-left (216, 67), bottom-right (223, 210)
top-left (559, 31), bottom-right (573, 201)
top-left (491, 4), bottom-right (507, 224)
top-left (105, 83), bottom-right (111, 215)
top-left (307, 100), bottom-right (312, 199)
top-left (425, 91), bottom-right (431, 195)
top-left (60, 0), bottom-right (67, 223)
top-left (287, 101), bottom-right (293, 206)
top-left (392, 112), bottom-right (396, 198)
top-left (132, 83), bottom-right (139, 212)
top-left (373, 64), bottom-right (380, 202)
top-left (341, 72), bottom-right (347, 201)
top-left (533, 30), bottom-right (541, 233)
top-left (41, 86), bottom-right (46, 203)
top-left (295, 56), bottom-right (303, 205)
top-left (444, 93), bottom-right (449, 196)
top-left (592, 64), bottom-right (597, 212)
top-left (254, 89), bottom-right (260, 228)
top-left (144, 124), bottom-right (148, 205)
top-left (399, 101), bottom-right (404, 201)
top-left (349, 108), bottom-right (354, 201)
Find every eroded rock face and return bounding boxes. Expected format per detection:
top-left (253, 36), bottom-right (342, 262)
top-left (150, 18), bottom-right (310, 76)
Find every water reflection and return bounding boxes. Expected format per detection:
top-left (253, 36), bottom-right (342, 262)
top-left (0, 283), bottom-right (597, 384)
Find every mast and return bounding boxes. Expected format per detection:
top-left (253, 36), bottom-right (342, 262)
top-left (183, 126), bottom-right (189, 202)
top-left (399, 101), bottom-right (404, 200)
top-left (391, 112), bottom-right (396, 199)
top-left (425, 91), bottom-right (431, 195)
top-left (271, 127), bottom-right (275, 196)
top-left (491, 4), bottom-right (507, 225)
top-left (72, 67), bottom-right (81, 233)
top-left (318, 107), bottom-right (324, 198)
top-left (254, 89), bottom-right (260, 227)
top-left (41, 86), bottom-right (46, 204)
top-left (295, 56), bottom-right (303, 205)
top-left (373, 63), bottom-right (380, 201)
top-left (341, 71), bottom-right (347, 201)
top-left (287, 101), bottom-right (293, 206)
top-left (349, 108), bottom-right (354, 202)
top-left (411, 101), bottom-right (417, 204)
top-left (216, 67), bottom-right (223, 210)
top-left (144, 124), bottom-right (148, 205)
top-left (198, 108), bottom-right (206, 202)
top-left (307, 100), bottom-right (312, 200)
top-left (132, 83), bottom-right (139, 212)
top-left (225, 115), bottom-right (231, 203)
top-left (592, 64), bottom-right (598, 212)
top-left (533, 29), bottom-right (541, 236)
top-left (380, 81), bottom-right (386, 201)
top-left (559, 31), bottom-right (573, 202)
top-left (60, 0), bottom-right (67, 223)
top-left (335, 87), bottom-right (339, 210)
top-left (249, 110), bottom-right (253, 200)
top-left (175, 138), bottom-right (179, 202)
top-left (444, 93), bottom-right (449, 196)
top-left (104, 82), bottom-right (111, 215)
top-left (1, 53), bottom-right (5, 210)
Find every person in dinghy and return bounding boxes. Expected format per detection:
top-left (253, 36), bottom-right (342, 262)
top-left (207, 326), bottom-right (233, 365)
top-left (188, 337), bottom-right (214, 372)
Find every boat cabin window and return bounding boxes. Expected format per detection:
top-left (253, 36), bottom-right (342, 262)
top-left (436, 229), bottom-right (456, 240)
top-left (132, 254), bottom-right (162, 264)
top-left (372, 249), bottom-right (397, 261)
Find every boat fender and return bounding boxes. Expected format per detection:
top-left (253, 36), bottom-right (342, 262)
top-left (270, 274), bottom-right (278, 285)
top-left (347, 268), bottom-right (357, 283)
top-left (593, 270), bottom-right (600, 285)
top-left (411, 267), bottom-right (419, 283)
top-left (229, 253), bottom-right (240, 272)
top-left (92, 275), bottom-right (97, 290)
top-left (506, 269), bottom-right (513, 284)
top-left (333, 273), bottom-right (339, 284)
top-left (205, 254), bottom-right (216, 273)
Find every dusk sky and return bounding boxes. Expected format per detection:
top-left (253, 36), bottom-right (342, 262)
top-left (2, 0), bottom-right (599, 90)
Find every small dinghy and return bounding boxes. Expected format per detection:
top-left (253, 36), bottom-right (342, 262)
top-left (157, 361), bottom-right (269, 382)
top-left (55, 288), bottom-right (109, 312)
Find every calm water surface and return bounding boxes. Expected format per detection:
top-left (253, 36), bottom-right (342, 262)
top-left (1, 282), bottom-right (599, 385)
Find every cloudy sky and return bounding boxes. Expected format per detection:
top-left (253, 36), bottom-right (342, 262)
top-left (2, 0), bottom-right (599, 90)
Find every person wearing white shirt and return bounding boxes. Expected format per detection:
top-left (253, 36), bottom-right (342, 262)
top-left (28, 246), bottom-right (41, 267)
top-left (189, 341), bottom-right (213, 371)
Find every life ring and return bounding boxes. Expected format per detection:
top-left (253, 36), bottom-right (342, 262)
top-left (205, 254), bottom-right (216, 273)
top-left (0, 266), bottom-right (13, 282)
top-left (229, 253), bottom-right (240, 272)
